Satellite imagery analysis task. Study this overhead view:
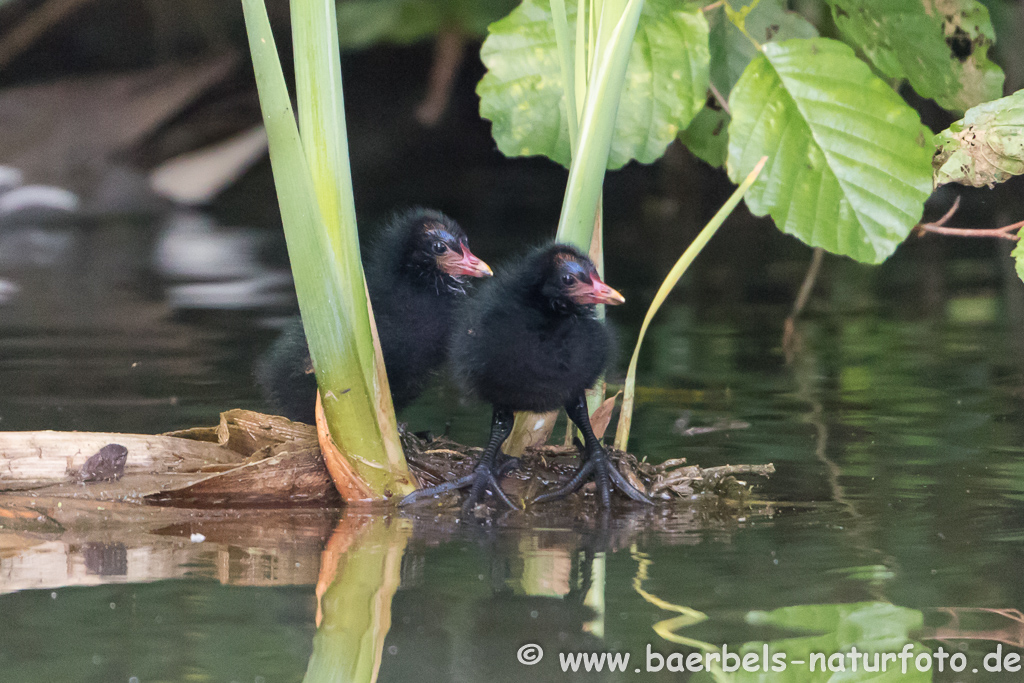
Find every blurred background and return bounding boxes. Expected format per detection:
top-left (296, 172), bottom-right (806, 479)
top-left (0, 0), bottom-right (1022, 444)
top-left (4, 4), bottom-right (1024, 682)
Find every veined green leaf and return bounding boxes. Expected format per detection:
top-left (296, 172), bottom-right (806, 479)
top-left (478, 0), bottom-right (709, 170)
top-left (828, 0), bottom-right (1004, 112)
top-left (933, 88), bottom-right (1024, 188)
top-left (679, 103), bottom-right (730, 168)
top-left (710, 0), bottom-right (819, 95)
top-left (727, 38), bottom-right (933, 264)
top-left (680, 0), bottom-right (816, 169)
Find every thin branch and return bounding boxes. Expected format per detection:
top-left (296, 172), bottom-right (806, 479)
top-left (414, 30), bottom-right (466, 128)
top-left (0, 0), bottom-right (94, 70)
top-left (701, 0), bottom-right (725, 11)
top-left (915, 196), bottom-right (1022, 242)
top-left (918, 221), bottom-right (1024, 241)
top-left (932, 195), bottom-right (962, 226)
top-left (789, 247), bottom-right (825, 320)
top-left (708, 81), bottom-right (731, 116)
top-left (783, 247), bottom-right (824, 363)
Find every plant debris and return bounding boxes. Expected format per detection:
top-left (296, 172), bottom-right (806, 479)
top-left (0, 410), bottom-right (775, 509)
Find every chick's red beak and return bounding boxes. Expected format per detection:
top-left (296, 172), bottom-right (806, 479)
top-left (439, 245), bottom-right (493, 278)
top-left (569, 274), bottom-right (626, 305)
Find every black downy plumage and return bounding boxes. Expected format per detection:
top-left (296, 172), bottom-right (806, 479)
top-left (255, 209), bottom-right (492, 423)
top-left (401, 243), bottom-right (653, 511)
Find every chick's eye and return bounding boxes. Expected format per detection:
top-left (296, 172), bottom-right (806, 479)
top-left (561, 273), bottom-right (575, 286)
top-left (431, 241), bottom-right (447, 255)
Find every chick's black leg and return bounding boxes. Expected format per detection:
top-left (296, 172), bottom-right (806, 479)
top-left (533, 394), bottom-right (653, 507)
top-left (399, 408), bottom-right (520, 512)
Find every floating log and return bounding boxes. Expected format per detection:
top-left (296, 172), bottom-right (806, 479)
top-left (0, 408), bottom-right (778, 594)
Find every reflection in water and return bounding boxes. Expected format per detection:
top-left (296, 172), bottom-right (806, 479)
top-left (305, 507), bottom-right (783, 683)
top-left (154, 210), bottom-right (294, 310)
top-left (1, 196), bottom-right (1024, 680)
top-left (0, 207), bottom-right (292, 433)
top-left (82, 542), bottom-right (128, 577)
top-left (307, 510), bottom-right (952, 683)
top-left (307, 513), bottom-right (410, 683)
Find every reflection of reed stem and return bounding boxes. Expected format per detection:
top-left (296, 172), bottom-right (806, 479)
top-left (792, 324), bottom-right (896, 601)
top-left (582, 552), bottom-right (606, 638)
top-left (629, 545), bottom-right (716, 651)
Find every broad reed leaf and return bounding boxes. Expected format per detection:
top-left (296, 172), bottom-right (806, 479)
top-left (243, 0), bottom-right (414, 500)
top-left (478, 0), bottom-right (708, 171)
top-left (555, 0), bottom-right (645, 249)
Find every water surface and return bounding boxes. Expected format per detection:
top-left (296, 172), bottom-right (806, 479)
top-left (1, 201), bottom-right (1023, 682)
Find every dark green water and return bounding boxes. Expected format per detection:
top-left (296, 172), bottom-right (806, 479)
top-left (1, 201), bottom-right (1023, 682)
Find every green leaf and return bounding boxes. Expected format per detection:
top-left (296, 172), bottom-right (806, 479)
top-left (244, 0), bottom-right (414, 499)
top-left (680, 0), bottom-right (816, 168)
top-left (478, 0), bottom-right (709, 170)
top-left (555, 0), bottom-right (645, 249)
top-left (1014, 228), bottom-right (1024, 284)
top-left (709, 0), bottom-right (819, 94)
top-left (679, 103), bottom-right (730, 167)
top-left (727, 38), bottom-right (933, 264)
top-left (828, 0), bottom-right (1004, 112)
top-left (336, 0), bottom-right (517, 48)
top-left (933, 88), bottom-right (1024, 188)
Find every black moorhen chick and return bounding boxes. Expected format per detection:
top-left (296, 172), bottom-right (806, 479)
top-left (256, 209), bottom-right (492, 423)
top-left (401, 243), bottom-right (653, 512)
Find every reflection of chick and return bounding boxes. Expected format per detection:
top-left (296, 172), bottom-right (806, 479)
top-left (256, 209), bottom-right (491, 423)
top-left (381, 535), bottom-right (617, 683)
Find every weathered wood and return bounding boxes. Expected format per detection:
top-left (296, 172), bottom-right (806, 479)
top-left (0, 431), bottom-right (244, 490)
top-left (146, 443), bottom-right (340, 508)
top-left (167, 409), bottom-right (318, 454)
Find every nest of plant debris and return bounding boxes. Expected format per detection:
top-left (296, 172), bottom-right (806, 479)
top-left (401, 431), bottom-right (775, 506)
top-left (0, 410), bottom-right (774, 509)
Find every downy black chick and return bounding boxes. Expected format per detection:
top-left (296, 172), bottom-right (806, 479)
top-left (255, 209), bottom-right (492, 423)
top-left (401, 243), bottom-right (653, 512)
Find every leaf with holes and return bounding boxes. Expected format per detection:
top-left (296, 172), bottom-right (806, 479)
top-left (933, 88), bottom-right (1024, 188)
top-left (828, 0), bottom-right (1004, 112)
top-left (477, 0), bottom-right (709, 169)
top-left (727, 38), bottom-right (933, 264)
